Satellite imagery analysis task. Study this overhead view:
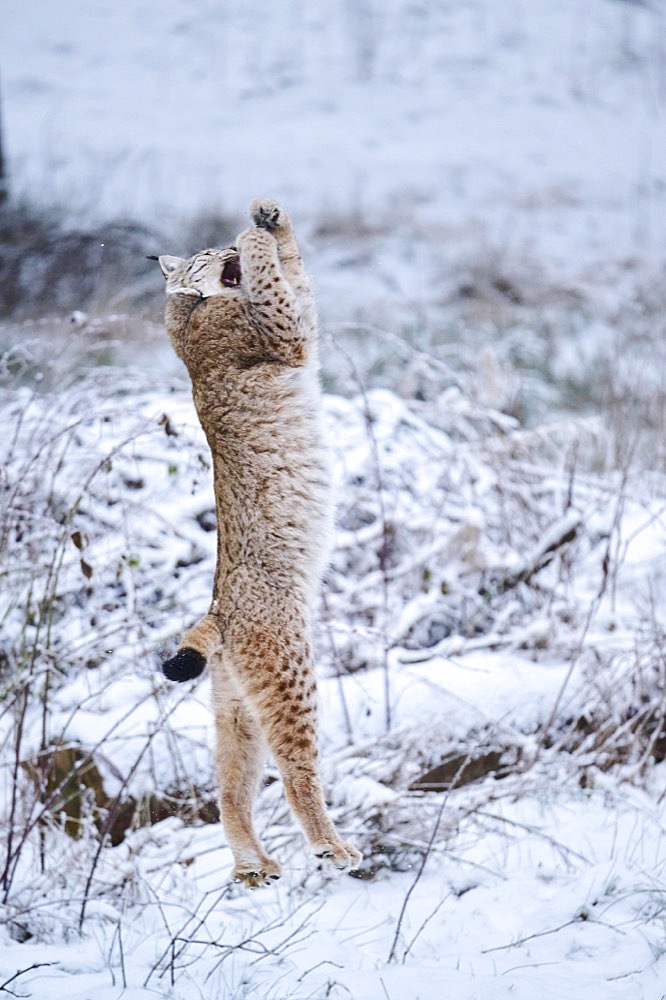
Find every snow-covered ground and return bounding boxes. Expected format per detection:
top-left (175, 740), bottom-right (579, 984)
top-left (2, 2), bottom-right (666, 998)
top-left (2, 343), bottom-right (666, 998)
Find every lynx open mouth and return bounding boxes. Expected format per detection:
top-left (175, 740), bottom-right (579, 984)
top-left (221, 249), bottom-right (241, 287)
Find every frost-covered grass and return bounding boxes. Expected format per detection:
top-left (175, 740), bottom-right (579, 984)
top-left (2, 328), bottom-right (666, 998)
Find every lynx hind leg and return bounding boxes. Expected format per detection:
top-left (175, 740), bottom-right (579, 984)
top-left (162, 612), bottom-right (221, 682)
top-left (211, 661), bottom-right (282, 887)
top-left (228, 620), bottom-right (362, 873)
top-left (269, 711), bottom-right (361, 872)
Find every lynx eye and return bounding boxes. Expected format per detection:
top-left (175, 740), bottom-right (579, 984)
top-left (221, 254), bottom-right (241, 287)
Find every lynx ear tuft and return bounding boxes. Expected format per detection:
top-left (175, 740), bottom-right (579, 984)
top-left (157, 254), bottom-right (185, 278)
top-left (162, 647), bottom-right (206, 682)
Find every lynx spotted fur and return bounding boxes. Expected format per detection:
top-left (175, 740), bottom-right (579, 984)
top-left (156, 199), bottom-right (361, 886)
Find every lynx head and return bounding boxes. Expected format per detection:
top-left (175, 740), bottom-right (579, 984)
top-left (153, 247), bottom-right (241, 298)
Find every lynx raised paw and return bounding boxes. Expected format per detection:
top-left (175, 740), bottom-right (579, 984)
top-left (313, 840), bottom-right (362, 871)
top-left (232, 857), bottom-right (283, 889)
top-left (250, 197), bottom-right (285, 232)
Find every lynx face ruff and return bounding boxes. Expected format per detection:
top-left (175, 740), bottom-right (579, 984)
top-left (155, 199), bottom-right (360, 886)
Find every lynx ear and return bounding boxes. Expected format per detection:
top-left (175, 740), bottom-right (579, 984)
top-left (157, 254), bottom-right (184, 278)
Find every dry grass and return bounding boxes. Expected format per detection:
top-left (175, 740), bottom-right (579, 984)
top-left (1, 203), bottom-right (665, 948)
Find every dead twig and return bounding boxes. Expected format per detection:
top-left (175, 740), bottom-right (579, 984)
top-left (0, 963), bottom-right (57, 997)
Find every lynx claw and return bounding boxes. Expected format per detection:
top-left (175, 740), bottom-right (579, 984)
top-left (314, 841), bottom-right (362, 871)
top-left (234, 873), bottom-right (275, 889)
top-left (232, 859), bottom-right (282, 888)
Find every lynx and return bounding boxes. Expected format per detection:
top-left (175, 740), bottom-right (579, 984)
top-left (155, 198), bottom-right (361, 886)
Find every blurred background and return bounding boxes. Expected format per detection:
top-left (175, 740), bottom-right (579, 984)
top-left (1, 0), bottom-right (664, 415)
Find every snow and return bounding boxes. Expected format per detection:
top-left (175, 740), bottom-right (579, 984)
top-left (3, 365), bottom-right (666, 998)
top-left (2, 1), bottom-right (666, 998)
top-left (2, 790), bottom-right (666, 998)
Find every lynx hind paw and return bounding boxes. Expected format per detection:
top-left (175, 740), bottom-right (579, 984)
top-left (314, 841), bottom-right (362, 872)
top-left (162, 647), bottom-right (206, 682)
top-left (250, 198), bottom-right (284, 231)
top-left (232, 858), bottom-right (282, 889)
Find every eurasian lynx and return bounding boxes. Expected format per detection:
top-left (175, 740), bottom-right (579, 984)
top-left (155, 199), bottom-right (361, 886)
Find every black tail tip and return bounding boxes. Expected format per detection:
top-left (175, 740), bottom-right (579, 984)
top-left (162, 647), bottom-right (206, 682)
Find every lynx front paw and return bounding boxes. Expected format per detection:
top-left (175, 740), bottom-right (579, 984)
top-left (232, 857), bottom-right (283, 889)
top-left (250, 197), bottom-right (285, 232)
top-left (313, 840), bottom-right (362, 872)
